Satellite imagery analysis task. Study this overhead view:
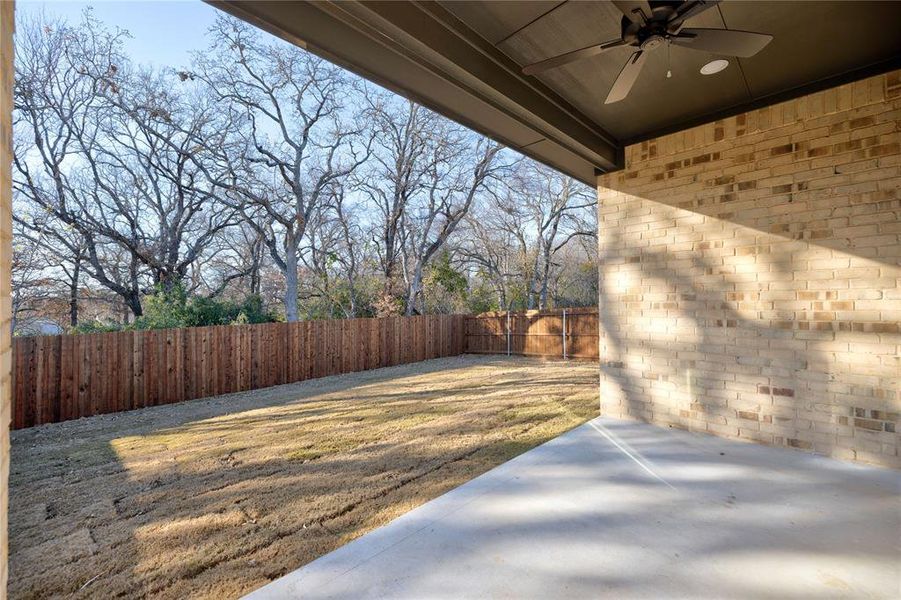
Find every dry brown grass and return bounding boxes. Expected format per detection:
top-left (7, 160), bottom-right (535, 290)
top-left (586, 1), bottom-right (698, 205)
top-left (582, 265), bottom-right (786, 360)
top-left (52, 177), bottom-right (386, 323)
top-left (9, 355), bottom-right (598, 599)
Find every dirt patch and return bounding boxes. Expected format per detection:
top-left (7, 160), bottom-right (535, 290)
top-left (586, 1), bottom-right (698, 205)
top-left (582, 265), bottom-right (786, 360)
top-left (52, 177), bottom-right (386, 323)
top-left (9, 355), bottom-right (598, 599)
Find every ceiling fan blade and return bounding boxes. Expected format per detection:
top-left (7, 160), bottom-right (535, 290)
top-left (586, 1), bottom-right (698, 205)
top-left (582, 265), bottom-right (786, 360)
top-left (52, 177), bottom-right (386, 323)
top-left (668, 1), bottom-right (720, 24)
top-left (605, 50), bottom-right (647, 104)
top-left (671, 28), bottom-right (774, 57)
top-left (612, 1), bottom-right (653, 24)
top-left (522, 39), bottom-right (626, 75)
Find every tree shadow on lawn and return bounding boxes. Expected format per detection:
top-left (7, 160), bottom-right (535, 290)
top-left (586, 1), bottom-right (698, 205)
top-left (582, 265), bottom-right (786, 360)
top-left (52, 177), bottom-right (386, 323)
top-left (8, 354), bottom-right (599, 599)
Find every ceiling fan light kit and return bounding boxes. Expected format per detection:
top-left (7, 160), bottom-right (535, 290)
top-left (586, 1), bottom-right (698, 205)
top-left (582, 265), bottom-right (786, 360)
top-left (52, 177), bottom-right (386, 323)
top-left (700, 58), bottom-right (729, 75)
top-left (521, 0), bottom-right (773, 104)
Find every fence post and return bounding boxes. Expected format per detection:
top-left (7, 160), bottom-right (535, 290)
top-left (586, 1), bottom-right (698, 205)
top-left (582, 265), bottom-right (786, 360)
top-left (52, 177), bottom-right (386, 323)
top-left (562, 308), bottom-right (567, 360)
top-left (506, 311), bottom-right (511, 356)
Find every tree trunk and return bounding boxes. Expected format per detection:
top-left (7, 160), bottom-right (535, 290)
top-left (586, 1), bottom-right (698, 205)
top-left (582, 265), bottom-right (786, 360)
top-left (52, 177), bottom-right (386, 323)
top-left (156, 269), bottom-right (182, 293)
top-left (405, 263), bottom-right (423, 316)
top-left (347, 271), bottom-right (357, 318)
top-left (526, 255), bottom-right (541, 310)
top-left (537, 245), bottom-right (553, 309)
top-left (538, 280), bottom-right (549, 310)
top-left (284, 250), bottom-right (299, 322)
top-left (126, 292), bottom-right (143, 318)
top-left (249, 264), bottom-right (261, 296)
top-left (69, 261), bottom-right (80, 327)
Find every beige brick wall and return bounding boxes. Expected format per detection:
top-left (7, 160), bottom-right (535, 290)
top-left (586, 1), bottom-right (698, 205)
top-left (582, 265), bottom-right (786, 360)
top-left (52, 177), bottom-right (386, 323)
top-left (597, 71), bottom-right (900, 468)
top-left (1, 0), bottom-right (12, 592)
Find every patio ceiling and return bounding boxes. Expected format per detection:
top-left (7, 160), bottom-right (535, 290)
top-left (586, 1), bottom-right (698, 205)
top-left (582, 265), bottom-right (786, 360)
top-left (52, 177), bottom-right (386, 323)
top-left (211, 1), bottom-right (901, 184)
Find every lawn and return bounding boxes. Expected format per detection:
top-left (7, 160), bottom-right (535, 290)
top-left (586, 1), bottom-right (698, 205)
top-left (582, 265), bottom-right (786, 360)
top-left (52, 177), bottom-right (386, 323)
top-left (9, 355), bottom-right (599, 599)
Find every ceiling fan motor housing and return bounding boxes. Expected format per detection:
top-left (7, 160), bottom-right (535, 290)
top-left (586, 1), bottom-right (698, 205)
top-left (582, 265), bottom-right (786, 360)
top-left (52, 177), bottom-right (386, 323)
top-left (640, 35), bottom-right (665, 51)
top-left (621, 4), bottom-right (681, 50)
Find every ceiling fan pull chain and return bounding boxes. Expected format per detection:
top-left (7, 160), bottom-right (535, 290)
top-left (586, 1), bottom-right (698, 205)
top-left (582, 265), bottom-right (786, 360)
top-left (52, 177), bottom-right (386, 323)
top-left (666, 42), bottom-right (672, 79)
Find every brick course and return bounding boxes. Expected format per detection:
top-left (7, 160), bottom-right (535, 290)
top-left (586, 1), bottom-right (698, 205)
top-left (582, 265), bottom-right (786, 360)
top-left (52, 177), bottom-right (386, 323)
top-left (597, 70), bottom-right (900, 468)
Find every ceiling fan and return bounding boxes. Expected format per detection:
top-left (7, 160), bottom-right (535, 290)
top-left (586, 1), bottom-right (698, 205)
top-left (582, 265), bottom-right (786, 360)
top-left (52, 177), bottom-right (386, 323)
top-left (521, 0), bottom-right (773, 104)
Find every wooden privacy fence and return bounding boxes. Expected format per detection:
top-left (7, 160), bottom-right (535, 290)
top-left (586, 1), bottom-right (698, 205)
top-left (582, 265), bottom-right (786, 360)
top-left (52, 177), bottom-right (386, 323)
top-left (464, 308), bottom-right (599, 360)
top-left (12, 309), bottom-right (599, 429)
top-left (12, 314), bottom-right (464, 429)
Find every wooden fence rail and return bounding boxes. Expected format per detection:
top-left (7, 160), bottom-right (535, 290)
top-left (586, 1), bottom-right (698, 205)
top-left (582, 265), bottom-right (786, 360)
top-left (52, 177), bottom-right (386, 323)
top-left (12, 314), bottom-right (464, 429)
top-left (464, 308), bottom-right (599, 360)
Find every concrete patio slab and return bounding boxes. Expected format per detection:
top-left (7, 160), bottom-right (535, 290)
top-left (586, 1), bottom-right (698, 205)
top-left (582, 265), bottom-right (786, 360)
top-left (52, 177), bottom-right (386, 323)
top-left (246, 417), bottom-right (901, 599)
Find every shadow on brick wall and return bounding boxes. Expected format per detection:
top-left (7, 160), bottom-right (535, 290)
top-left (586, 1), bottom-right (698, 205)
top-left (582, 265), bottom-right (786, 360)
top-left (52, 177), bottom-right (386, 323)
top-left (597, 210), bottom-right (899, 467)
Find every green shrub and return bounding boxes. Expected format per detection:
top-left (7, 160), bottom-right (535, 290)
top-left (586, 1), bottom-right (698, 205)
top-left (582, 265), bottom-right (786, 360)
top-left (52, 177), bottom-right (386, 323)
top-left (133, 284), bottom-right (189, 330)
top-left (186, 294), bottom-right (278, 326)
top-left (69, 285), bottom-right (279, 334)
top-left (427, 252), bottom-right (468, 298)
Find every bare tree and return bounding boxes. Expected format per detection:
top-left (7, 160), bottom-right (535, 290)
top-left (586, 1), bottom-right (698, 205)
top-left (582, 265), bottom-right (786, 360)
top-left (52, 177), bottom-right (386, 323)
top-left (197, 223), bottom-right (269, 299)
top-left (11, 9), bottom-right (598, 327)
top-left (13, 12), bottom-right (239, 316)
top-left (12, 12), bottom-right (144, 315)
top-left (300, 184), bottom-right (369, 318)
top-left (83, 71), bottom-right (240, 292)
top-left (330, 185), bottom-right (366, 317)
top-left (195, 16), bottom-right (371, 321)
top-left (459, 211), bottom-right (521, 310)
top-left (361, 99), bottom-right (440, 306)
top-left (362, 97), bottom-right (506, 315)
top-left (11, 215), bottom-right (90, 330)
top-left (465, 163), bottom-right (595, 310)
top-left (400, 135), bottom-right (503, 315)
top-left (10, 222), bottom-right (55, 332)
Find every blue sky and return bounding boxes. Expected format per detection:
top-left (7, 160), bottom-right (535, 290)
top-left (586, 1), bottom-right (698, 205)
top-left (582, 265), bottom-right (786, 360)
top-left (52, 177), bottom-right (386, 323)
top-left (17, 0), bottom-right (224, 68)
